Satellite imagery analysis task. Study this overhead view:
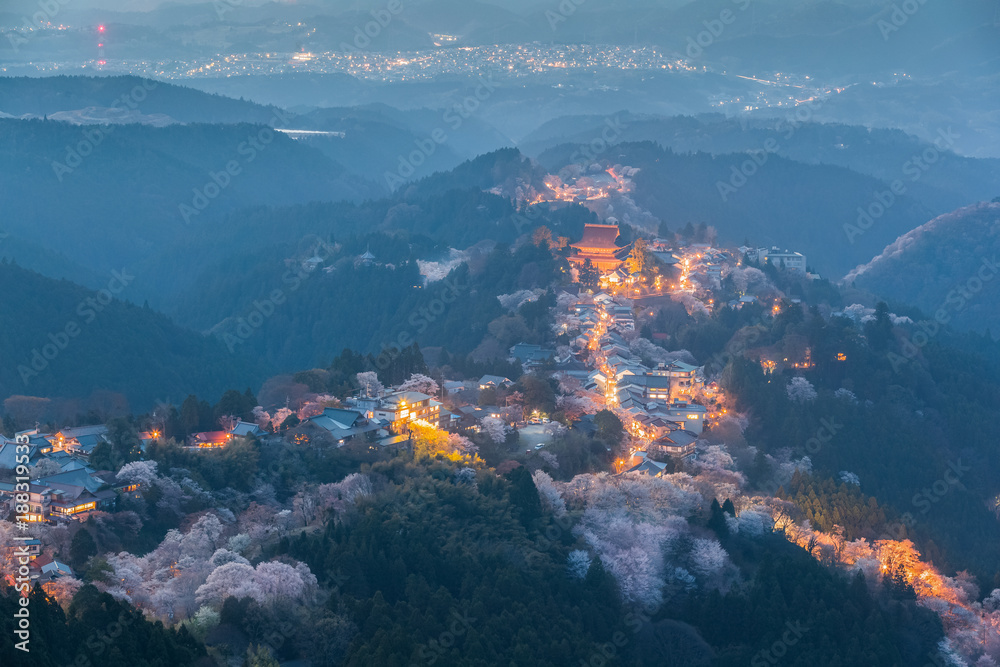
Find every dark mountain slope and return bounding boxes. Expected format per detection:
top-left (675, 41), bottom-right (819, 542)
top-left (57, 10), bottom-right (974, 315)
top-left (0, 262), bottom-right (271, 410)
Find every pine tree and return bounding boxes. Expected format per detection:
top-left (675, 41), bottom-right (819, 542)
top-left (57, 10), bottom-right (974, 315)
top-left (70, 528), bottom-right (97, 566)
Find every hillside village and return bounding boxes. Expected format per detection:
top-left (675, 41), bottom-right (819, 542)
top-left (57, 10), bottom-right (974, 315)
top-left (4, 218), bottom-right (1000, 667)
top-left (0, 223), bottom-right (811, 595)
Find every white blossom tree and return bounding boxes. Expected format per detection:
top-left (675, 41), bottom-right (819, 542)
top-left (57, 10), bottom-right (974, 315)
top-left (786, 377), bottom-right (817, 403)
top-left (567, 550), bottom-right (592, 580)
top-left (398, 374), bottom-right (440, 396)
top-left (195, 559), bottom-right (316, 608)
top-left (355, 372), bottom-right (384, 398)
top-left (43, 577), bottom-right (83, 605)
top-left (834, 388), bottom-right (858, 404)
top-left (116, 460), bottom-right (159, 488)
top-left (29, 458), bottom-right (63, 479)
top-left (318, 473), bottom-right (374, 517)
top-left (195, 562), bottom-right (263, 606)
top-left (532, 471), bottom-right (566, 517)
top-left (227, 533), bottom-right (251, 555)
top-left (210, 548), bottom-right (250, 568)
top-left (539, 451), bottom-right (559, 469)
top-left (556, 394), bottom-right (597, 423)
top-left (983, 589), bottom-right (1000, 612)
top-left (725, 509), bottom-right (772, 537)
top-left (689, 538), bottom-right (729, 578)
top-left (292, 490), bottom-right (318, 526)
top-left (498, 289), bottom-right (545, 312)
top-left (270, 407), bottom-right (295, 429)
top-left (839, 471), bottom-right (861, 486)
top-left (252, 406), bottom-right (271, 428)
top-left (480, 416), bottom-right (509, 444)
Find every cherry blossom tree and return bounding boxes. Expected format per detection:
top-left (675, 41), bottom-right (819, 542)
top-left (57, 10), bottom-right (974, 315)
top-left (252, 406), bottom-right (271, 429)
top-left (498, 289), bottom-right (545, 312)
top-left (480, 416), bottom-right (509, 444)
top-left (839, 471), bottom-right (861, 486)
top-left (195, 559), bottom-right (316, 608)
top-left (582, 510), bottom-right (680, 609)
top-left (532, 471), bottom-right (566, 517)
top-left (43, 577), bottom-right (83, 605)
top-left (0, 522), bottom-right (19, 577)
top-left (689, 538), bottom-right (729, 578)
top-left (297, 395), bottom-right (339, 420)
top-left (239, 502), bottom-right (281, 544)
top-left (227, 533), bottom-right (251, 555)
top-left (355, 372), bottom-right (384, 398)
top-left (786, 377), bottom-right (817, 403)
top-left (318, 473), bottom-right (374, 516)
top-left (270, 407), bottom-right (295, 430)
top-left (195, 562), bottom-right (263, 606)
top-left (834, 388), bottom-right (858, 404)
top-left (556, 395), bottom-right (597, 424)
top-left (398, 374), bottom-right (440, 396)
top-left (725, 508), bottom-right (772, 537)
top-left (539, 451), bottom-right (559, 469)
top-left (567, 550), bottom-right (592, 580)
top-left (447, 433), bottom-right (478, 456)
top-left (116, 460), bottom-right (159, 488)
top-left (29, 458), bottom-right (63, 479)
top-left (210, 548), bottom-right (249, 568)
top-left (629, 337), bottom-right (671, 365)
top-left (293, 490), bottom-right (318, 526)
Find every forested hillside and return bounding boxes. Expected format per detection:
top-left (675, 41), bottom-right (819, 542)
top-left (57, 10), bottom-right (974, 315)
top-left (0, 75), bottom-right (281, 125)
top-left (0, 262), bottom-right (270, 411)
top-left (0, 117), bottom-right (374, 290)
top-left (847, 201), bottom-right (1000, 336)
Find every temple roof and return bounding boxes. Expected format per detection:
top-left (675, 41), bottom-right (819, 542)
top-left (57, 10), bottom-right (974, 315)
top-left (571, 224), bottom-right (622, 250)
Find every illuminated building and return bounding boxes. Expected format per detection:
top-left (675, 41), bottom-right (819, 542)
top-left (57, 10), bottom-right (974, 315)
top-left (374, 391), bottom-right (442, 431)
top-left (568, 224), bottom-right (629, 273)
top-left (0, 467), bottom-right (122, 521)
top-left (647, 429), bottom-right (698, 459)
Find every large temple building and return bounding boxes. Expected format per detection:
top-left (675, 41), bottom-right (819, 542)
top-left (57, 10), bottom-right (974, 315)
top-left (568, 223), bottom-right (629, 273)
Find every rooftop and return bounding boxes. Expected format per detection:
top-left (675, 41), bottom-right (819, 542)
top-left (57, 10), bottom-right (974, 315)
top-left (571, 224), bottom-right (622, 250)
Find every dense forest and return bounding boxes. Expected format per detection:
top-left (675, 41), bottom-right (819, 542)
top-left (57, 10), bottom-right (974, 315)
top-left (848, 201), bottom-right (1000, 335)
top-left (268, 458), bottom-right (942, 666)
top-left (0, 455), bottom-right (944, 666)
top-left (0, 262), bottom-right (270, 412)
top-left (0, 584), bottom-right (207, 667)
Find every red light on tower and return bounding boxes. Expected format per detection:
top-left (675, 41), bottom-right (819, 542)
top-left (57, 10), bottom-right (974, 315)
top-left (98, 25), bottom-right (105, 32)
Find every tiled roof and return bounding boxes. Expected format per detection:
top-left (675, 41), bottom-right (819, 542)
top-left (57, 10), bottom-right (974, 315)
top-left (572, 224), bottom-right (622, 250)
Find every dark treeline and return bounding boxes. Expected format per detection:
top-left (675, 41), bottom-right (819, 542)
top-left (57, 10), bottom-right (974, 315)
top-left (0, 584), bottom-right (207, 667)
